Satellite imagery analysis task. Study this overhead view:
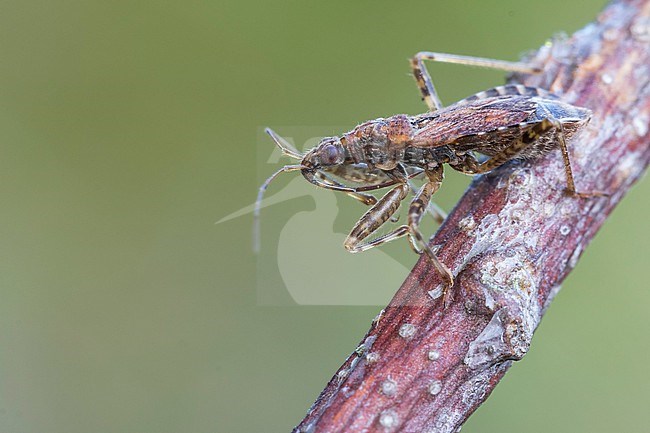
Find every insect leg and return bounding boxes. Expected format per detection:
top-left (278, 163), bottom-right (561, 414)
top-left (314, 171), bottom-right (377, 205)
top-left (552, 120), bottom-right (608, 198)
top-left (344, 184), bottom-right (411, 253)
top-left (450, 120), bottom-right (558, 175)
top-left (410, 52), bottom-right (541, 112)
top-left (450, 119), bottom-right (607, 197)
top-left (409, 54), bottom-right (444, 112)
top-left (407, 177), bottom-right (446, 224)
top-left (405, 166), bottom-right (454, 301)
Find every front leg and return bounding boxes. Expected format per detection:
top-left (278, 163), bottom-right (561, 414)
top-left (313, 171), bottom-right (377, 205)
top-left (344, 184), bottom-right (411, 253)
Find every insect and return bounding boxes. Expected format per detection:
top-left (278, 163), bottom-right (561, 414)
top-left (255, 51), bottom-right (600, 303)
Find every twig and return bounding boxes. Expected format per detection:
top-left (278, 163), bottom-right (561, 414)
top-left (293, 0), bottom-right (650, 431)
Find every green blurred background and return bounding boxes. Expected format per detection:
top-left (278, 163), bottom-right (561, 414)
top-left (1, 0), bottom-right (648, 432)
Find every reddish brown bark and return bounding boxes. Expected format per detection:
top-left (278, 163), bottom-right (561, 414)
top-left (294, 0), bottom-right (650, 432)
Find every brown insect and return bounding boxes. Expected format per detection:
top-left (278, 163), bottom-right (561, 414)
top-left (255, 52), bottom-right (601, 303)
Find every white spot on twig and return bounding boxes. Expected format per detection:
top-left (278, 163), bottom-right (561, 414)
top-left (366, 352), bottom-right (380, 363)
top-left (379, 409), bottom-right (399, 428)
top-left (428, 380), bottom-right (443, 395)
top-left (381, 377), bottom-right (398, 397)
top-left (427, 350), bottom-right (441, 361)
top-left (399, 323), bottom-right (417, 339)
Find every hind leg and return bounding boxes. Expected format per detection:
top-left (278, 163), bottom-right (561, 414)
top-left (409, 51), bottom-right (541, 111)
top-left (450, 118), bottom-right (606, 197)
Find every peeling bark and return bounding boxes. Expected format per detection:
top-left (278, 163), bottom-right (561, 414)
top-left (293, 0), bottom-right (650, 432)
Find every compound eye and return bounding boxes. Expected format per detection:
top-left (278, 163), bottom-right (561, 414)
top-left (321, 143), bottom-right (340, 165)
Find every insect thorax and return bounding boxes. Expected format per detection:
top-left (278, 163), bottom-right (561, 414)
top-left (341, 115), bottom-right (415, 170)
